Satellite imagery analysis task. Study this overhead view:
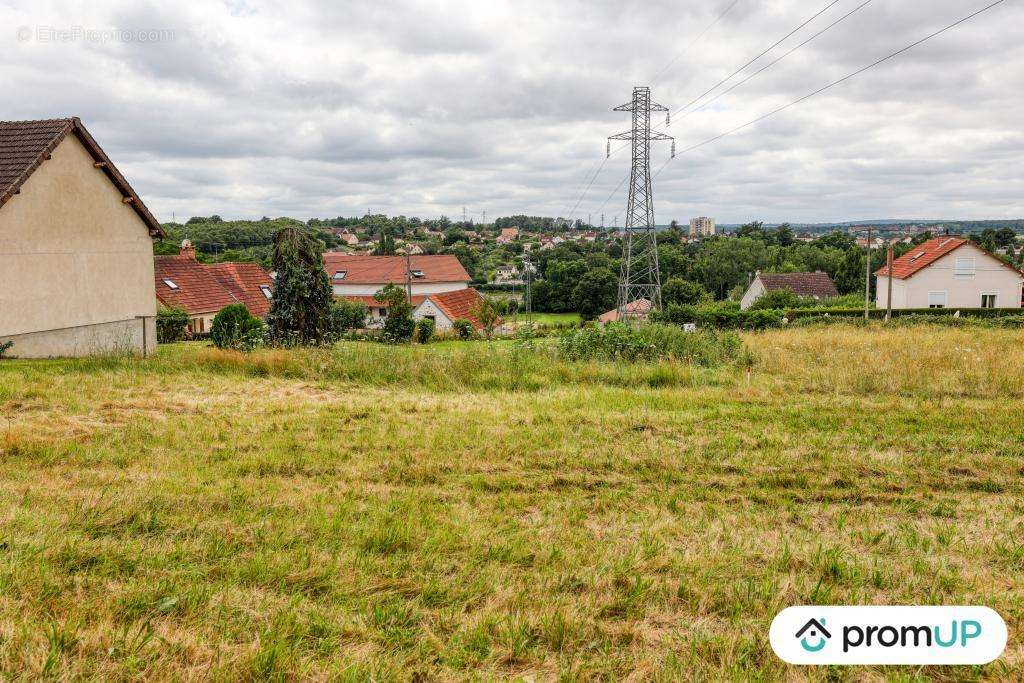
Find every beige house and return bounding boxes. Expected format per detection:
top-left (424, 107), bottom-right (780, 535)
top-left (1, 118), bottom-right (163, 357)
top-left (875, 237), bottom-right (1023, 310)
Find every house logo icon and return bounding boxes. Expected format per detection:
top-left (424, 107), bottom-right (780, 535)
top-left (795, 618), bottom-right (831, 653)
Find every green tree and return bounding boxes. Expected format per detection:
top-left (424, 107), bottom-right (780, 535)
top-left (662, 278), bottom-right (710, 306)
top-left (473, 297), bottom-right (501, 339)
top-left (265, 227), bottom-right (334, 346)
top-left (750, 288), bottom-right (801, 310)
top-left (834, 247), bottom-right (865, 295)
top-left (571, 268), bottom-right (618, 320)
top-left (375, 284), bottom-right (415, 343)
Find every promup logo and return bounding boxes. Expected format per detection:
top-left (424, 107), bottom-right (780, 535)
top-left (770, 606), bottom-right (1007, 665)
top-left (795, 618), bottom-right (831, 653)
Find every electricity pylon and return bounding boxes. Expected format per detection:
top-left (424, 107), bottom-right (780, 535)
top-left (608, 86), bottom-right (674, 320)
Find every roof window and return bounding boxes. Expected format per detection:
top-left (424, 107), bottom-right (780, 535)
top-left (163, 279), bottom-right (179, 290)
top-left (333, 270), bottom-right (347, 280)
top-left (410, 269), bottom-right (425, 278)
top-left (259, 285), bottom-right (272, 299)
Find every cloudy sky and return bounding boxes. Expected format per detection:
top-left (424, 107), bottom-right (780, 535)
top-left (3, 0), bottom-right (1021, 224)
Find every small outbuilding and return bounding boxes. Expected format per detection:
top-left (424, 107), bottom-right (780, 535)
top-left (740, 271), bottom-right (839, 310)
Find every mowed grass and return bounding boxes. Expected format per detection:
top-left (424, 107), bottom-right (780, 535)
top-left (0, 325), bottom-right (1022, 680)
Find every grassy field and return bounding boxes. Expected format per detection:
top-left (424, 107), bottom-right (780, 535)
top-left (0, 325), bottom-right (1022, 679)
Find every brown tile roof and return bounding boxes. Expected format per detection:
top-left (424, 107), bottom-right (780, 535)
top-left (155, 255), bottom-right (272, 317)
top-left (757, 271), bottom-right (839, 299)
top-left (323, 254), bottom-right (470, 285)
top-left (0, 117), bottom-right (163, 237)
top-left (599, 298), bottom-right (651, 323)
top-left (873, 236), bottom-right (1023, 280)
top-left (428, 288), bottom-right (485, 328)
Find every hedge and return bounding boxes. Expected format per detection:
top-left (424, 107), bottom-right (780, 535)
top-left (783, 307), bottom-right (1024, 320)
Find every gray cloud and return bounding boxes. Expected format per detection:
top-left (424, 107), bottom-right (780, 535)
top-left (1, 0), bottom-right (1021, 223)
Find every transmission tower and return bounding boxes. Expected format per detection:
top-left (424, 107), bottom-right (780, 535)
top-left (608, 86), bottom-right (674, 320)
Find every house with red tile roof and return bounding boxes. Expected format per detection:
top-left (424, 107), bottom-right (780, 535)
top-left (0, 118), bottom-right (164, 357)
top-left (875, 236), bottom-right (1023, 310)
top-left (496, 227), bottom-right (519, 244)
top-left (323, 253), bottom-right (485, 330)
top-left (599, 299), bottom-right (652, 324)
top-left (155, 241), bottom-right (273, 334)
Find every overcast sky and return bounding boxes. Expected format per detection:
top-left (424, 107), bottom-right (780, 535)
top-left (3, 0), bottom-right (1021, 224)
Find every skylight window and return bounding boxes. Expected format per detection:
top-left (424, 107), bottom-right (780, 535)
top-left (410, 269), bottom-right (425, 278)
top-left (909, 251), bottom-right (925, 262)
top-left (259, 285), bottom-right (272, 299)
top-left (163, 279), bottom-right (179, 290)
top-left (333, 270), bottom-right (347, 280)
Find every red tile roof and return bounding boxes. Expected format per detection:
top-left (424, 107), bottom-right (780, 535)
top-left (155, 255), bottom-right (272, 317)
top-left (323, 254), bottom-right (470, 285)
top-left (757, 271), bottom-right (839, 299)
top-left (428, 288), bottom-right (485, 328)
top-left (874, 236), bottom-right (1023, 280)
top-left (0, 118), bottom-right (163, 237)
top-left (208, 262), bottom-right (274, 317)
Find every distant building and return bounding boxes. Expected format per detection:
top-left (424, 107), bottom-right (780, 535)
top-left (875, 236), bottom-right (1023, 310)
top-left (740, 271), bottom-right (839, 310)
top-left (598, 299), bottom-right (652, 324)
top-left (494, 265), bottom-right (519, 283)
top-left (497, 227), bottom-right (519, 244)
top-left (155, 241), bottom-right (274, 334)
top-left (689, 216), bottom-right (716, 237)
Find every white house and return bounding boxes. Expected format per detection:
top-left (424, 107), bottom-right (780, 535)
top-left (875, 237), bottom-right (1023, 310)
top-left (740, 271), bottom-right (839, 310)
top-left (0, 118), bottom-right (163, 357)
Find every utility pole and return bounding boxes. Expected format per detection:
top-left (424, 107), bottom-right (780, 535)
top-left (522, 253), bottom-right (533, 322)
top-left (608, 86), bottom-right (674, 321)
top-left (405, 250), bottom-right (412, 303)
top-left (481, 210), bottom-right (486, 225)
top-left (864, 226), bottom-right (872, 321)
top-left (884, 240), bottom-right (894, 322)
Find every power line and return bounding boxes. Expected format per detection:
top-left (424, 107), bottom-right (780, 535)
top-left (673, 0), bottom-right (843, 117)
top-left (650, 0), bottom-right (744, 86)
top-left (678, 0), bottom-right (874, 121)
top-left (654, 0), bottom-right (1009, 174)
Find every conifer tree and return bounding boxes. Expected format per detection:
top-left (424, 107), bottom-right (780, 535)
top-left (265, 227), bottom-right (333, 346)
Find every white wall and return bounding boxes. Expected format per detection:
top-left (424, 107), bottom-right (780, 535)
top-left (331, 281), bottom-right (467, 297)
top-left (413, 298), bottom-right (455, 331)
top-left (0, 135), bottom-right (157, 357)
top-left (876, 244), bottom-right (1022, 309)
top-left (739, 278), bottom-right (764, 310)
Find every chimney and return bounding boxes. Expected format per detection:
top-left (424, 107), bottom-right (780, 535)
top-left (180, 239), bottom-right (197, 260)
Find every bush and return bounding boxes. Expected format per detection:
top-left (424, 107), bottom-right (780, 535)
top-left (210, 304), bottom-right (264, 352)
top-left (376, 284), bottom-right (415, 343)
top-left (156, 307), bottom-right (190, 343)
top-left (415, 317), bottom-right (435, 343)
top-left (0, 340), bottom-right (13, 358)
top-left (452, 319), bottom-right (475, 340)
top-left (654, 301), bottom-right (783, 330)
top-left (558, 323), bottom-right (743, 366)
top-left (330, 299), bottom-right (368, 337)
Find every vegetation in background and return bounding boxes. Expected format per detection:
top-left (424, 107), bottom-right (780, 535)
top-left (452, 319), bottom-right (475, 340)
top-left (210, 304), bottom-right (264, 352)
top-left (473, 297), bottom-right (501, 340)
top-left (0, 340), bottom-right (13, 358)
top-left (265, 227), bottom-right (334, 346)
top-left (329, 299), bottom-right (368, 337)
top-left (375, 284), bottom-right (415, 343)
top-left (155, 307), bottom-right (189, 343)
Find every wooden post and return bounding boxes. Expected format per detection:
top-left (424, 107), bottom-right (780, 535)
top-left (864, 226), bottom-right (872, 321)
top-left (884, 242), bottom-right (894, 322)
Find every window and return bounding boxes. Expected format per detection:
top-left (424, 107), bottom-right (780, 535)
top-left (909, 251), bottom-right (925, 262)
top-left (333, 270), bottom-right (347, 280)
top-left (163, 279), bottom-right (179, 290)
top-left (410, 269), bottom-right (425, 278)
top-left (954, 257), bottom-right (976, 277)
top-left (928, 291), bottom-right (947, 309)
top-left (259, 285), bottom-right (272, 299)
top-left (981, 293), bottom-right (997, 309)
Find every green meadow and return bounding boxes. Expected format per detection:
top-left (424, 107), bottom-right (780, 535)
top-left (0, 325), bottom-right (1021, 679)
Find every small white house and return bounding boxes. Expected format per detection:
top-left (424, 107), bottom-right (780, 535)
top-left (875, 237), bottom-right (1023, 309)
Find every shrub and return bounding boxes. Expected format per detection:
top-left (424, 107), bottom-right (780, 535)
top-left (452, 319), bottom-right (475, 340)
top-left (265, 226), bottom-right (334, 346)
top-left (156, 307), bottom-right (189, 343)
top-left (557, 323), bottom-right (743, 366)
top-left (330, 299), bottom-right (368, 337)
top-left (376, 284), bottom-right (415, 343)
top-left (473, 297), bottom-right (501, 339)
top-left (415, 317), bottom-right (435, 344)
top-left (210, 304), bottom-right (264, 352)
top-left (0, 340), bottom-right (13, 358)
